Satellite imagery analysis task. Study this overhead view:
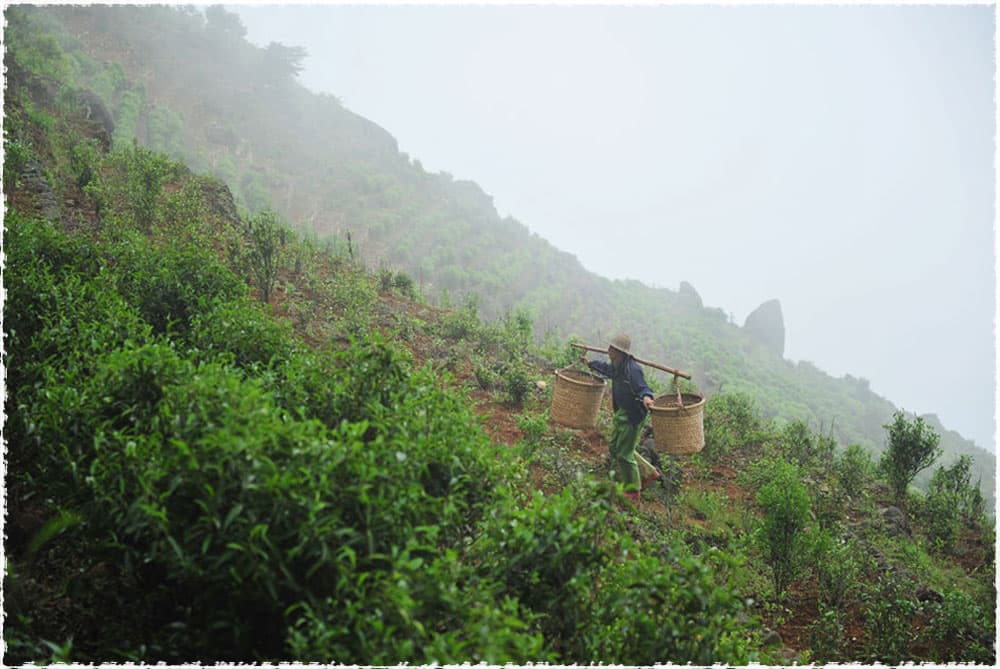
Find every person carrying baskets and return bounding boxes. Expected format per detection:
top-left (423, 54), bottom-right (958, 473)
top-left (580, 333), bottom-right (661, 502)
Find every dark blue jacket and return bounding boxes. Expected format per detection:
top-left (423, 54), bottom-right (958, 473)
top-left (588, 356), bottom-right (654, 426)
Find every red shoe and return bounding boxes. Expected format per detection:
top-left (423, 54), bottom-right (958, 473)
top-left (623, 490), bottom-right (641, 505)
top-left (641, 470), bottom-right (662, 490)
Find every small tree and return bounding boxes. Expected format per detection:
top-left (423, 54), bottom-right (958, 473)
top-left (245, 209), bottom-right (285, 304)
top-left (879, 411), bottom-right (941, 503)
top-left (756, 458), bottom-right (812, 598)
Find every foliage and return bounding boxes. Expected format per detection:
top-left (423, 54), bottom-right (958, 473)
top-left (835, 442), bottom-right (876, 501)
top-left (108, 230), bottom-right (247, 336)
top-left (754, 458), bottom-right (812, 598)
top-left (702, 392), bottom-right (767, 461)
top-left (4, 9), bottom-right (996, 663)
top-left (242, 208), bottom-right (286, 304)
top-left (879, 412), bottom-right (942, 503)
top-left (925, 588), bottom-right (994, 663)
top-left (808, 606), bottom-right (844, 664)
top-left (809, 530), bottom-right (866, 610)
top-left (470, 483), bottom-right (612, 658)
top-left (586, 544), bottom-right (756, 664)
top-left (859, 569), bottom-right (919, 664)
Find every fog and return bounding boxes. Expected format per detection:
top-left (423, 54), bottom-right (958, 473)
top-left (232, 2), bottom-right (996, 452)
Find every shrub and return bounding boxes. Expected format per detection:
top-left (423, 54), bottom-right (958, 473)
top-left (835, 443), bottom-right (875, 501)
top-left (919, 485), bottom-right (962, 554)
top-left (878, 412), bottom-right (941, 503)
top-left (586, 544), bottom-right (755, 664)
top-left (778, 420), bottom-right (834, 471)
top-left (808, 606), bottom-right (844, 664)
top-left (925, 588), bottom-right (994, 663)
top-left (109, 231), bottom-right (246, 335)
top-left (809, 530), bottom-right (865, 609)
top-left (243, 209), bottom-right (285, 304)
top-left (927, 455), bottom-right (986, 527)
top-left (860, 569), bottom-right (919, 663)
top-left (285, 549), bottom-right (551, 664)
top-left (3, 136), bottom-right (33, 192)
top-left (703, 392), bottom-right (765, 460)
top-left (188, 297), bottom-right (298, 370)
top-left (392, 271), bottom-right (417, 299)
top-left (470, 482), bottom-right (613, 659)
top-left (754, 458), bottom-right (812, 597)
top-left (73, 336), bottom-right (508, 661)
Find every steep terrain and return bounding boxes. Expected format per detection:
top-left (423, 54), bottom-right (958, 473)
top-left (8, 4), bottom-right (993, 507)
top-left (3, 6), bottom-right (996, 665)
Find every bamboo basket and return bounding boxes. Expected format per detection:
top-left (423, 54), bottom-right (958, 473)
top-left (649, 392), bottom-right (706, 455)
top-left (550, 368), bottom-right (606, 429)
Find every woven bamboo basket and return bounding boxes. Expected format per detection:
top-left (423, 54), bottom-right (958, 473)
top-left (649, 392), bottom-right (706, 455)
top-left (550, 368), bottom-right (606, 429)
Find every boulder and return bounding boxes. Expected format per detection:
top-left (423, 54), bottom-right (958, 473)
top-left (743, 299), bottom-right (785, 357)
top-left (880, 505), bottom-right (912, 538)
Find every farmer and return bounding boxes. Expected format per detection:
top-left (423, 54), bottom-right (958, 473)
top-left (580, 333), bottom-right (660, 502)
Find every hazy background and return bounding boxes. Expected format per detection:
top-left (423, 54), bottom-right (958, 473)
top-left (231, 2), bottom-right (996, 452)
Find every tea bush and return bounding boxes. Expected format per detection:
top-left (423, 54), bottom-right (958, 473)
top-left (242, 208), bottom-right (285, 304)
top-left (860, 568), bottom-right (919, 663)
top-left (188, 297), bottom-right (299, 370)
top-left (470, 482), bottom-right (614, 659)
top-left (879, 412), bottom-right (941, 503)
top-left (703, 392), bottom-right (767, 460)
top-left (108, 231), bottom-right (246, 336)
top-left (587, 543), bottom-right (756, 664)
top-left (835, 442), bottom-right (876, 501)
top-left (754, 457), bottom-right (812, 597)
top-left (925, 588), bottom-right (994, 663)
top-left (58, 336), bottom-right (510, 660)
top-left (284, 548), bottom-right (551, 664)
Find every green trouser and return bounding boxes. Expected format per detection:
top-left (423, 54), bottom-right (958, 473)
top-left (610, 410), bottom-right (643, 491)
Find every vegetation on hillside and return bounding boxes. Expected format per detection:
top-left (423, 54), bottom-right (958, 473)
top-left (4, 4), bottom-right (991, 508)
top-left (3, 4), bottom-right (995, 665)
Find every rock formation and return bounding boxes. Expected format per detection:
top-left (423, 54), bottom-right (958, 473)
top-left (743, 298), bottom-right (785, 357)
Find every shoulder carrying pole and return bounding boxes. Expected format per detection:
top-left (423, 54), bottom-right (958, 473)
top-left (571, 342), bottom-right (692, 380)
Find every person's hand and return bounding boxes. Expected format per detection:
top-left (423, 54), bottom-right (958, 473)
top-left (642, 395), bottom-right (655, 410)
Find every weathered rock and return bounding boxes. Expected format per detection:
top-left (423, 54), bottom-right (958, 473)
top-left (678, 280), bottom-right (703, 308)
top-left (19, 161), bottom-right (61, 222)
top-left (880, 505), bottom-right (911, 538)
top-left (761, 628), bottom-right (783, 647)
top-left (743, 298), bottom-right (785, 357)
top-left (74, 89), bottom-right (114, 150)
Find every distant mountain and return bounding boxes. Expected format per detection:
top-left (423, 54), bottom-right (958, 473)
top-left (6, 4), bottom-right (992, 505)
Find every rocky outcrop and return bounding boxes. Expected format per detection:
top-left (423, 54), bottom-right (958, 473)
top-left (678, 281), bottom-right (703, 308)
top-left (743, 299), bottom-right (785, 357)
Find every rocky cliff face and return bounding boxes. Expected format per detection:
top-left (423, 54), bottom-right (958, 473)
top-left (743, 298), bottom-right (785, 357)
top-left (678, 281), bottom-right (703, 308)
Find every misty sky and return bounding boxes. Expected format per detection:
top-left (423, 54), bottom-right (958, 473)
top-left (231, 2), bottom-right (996, 452)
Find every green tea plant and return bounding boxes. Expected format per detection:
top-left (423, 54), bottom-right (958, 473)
top-left (243, 209), bottom-right (286, 304)
top-left (469, 482), bottom-right (612, 659)
top-left (835, 442), bottom-right (876, 501)
top-left (809, 530), bottom-right (866, 610)
top-left (879, 412), bottom-right (941, 503)
top-left (108, 230), bottom-right (246, 336)
top-left (808, 606), bottom-right (844, 664)
top-left (925, 587), bottom-right (994, 663)
top-left (702, 392), bottom-right (767, 461)
top-left (754, 458), bottom-right (812, 598)
top-left (860, 569), bottom-right (919, 663)
top-left (188, 297), bottom-right (299, 370)
top-left (587, 543), bottom-right (756, 665)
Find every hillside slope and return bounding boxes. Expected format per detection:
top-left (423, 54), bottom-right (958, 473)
top-left (3, 17), bottom-right (995, 664)
top-left (4, 4), bottom-right (993, 505)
